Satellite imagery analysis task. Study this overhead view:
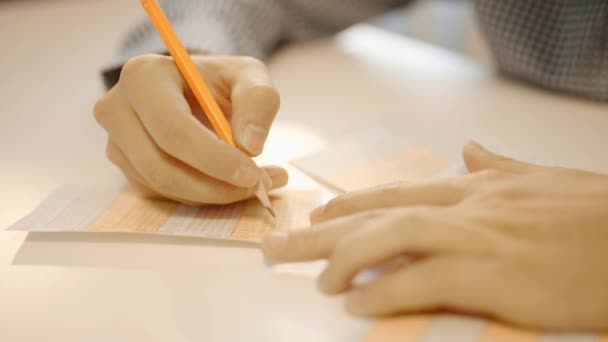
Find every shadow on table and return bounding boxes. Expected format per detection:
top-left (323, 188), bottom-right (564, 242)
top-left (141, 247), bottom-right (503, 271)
top-left (11, 231), bottom-right (261, 270)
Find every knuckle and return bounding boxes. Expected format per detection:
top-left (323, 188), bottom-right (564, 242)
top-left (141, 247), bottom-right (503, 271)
top-left (493, 184), bottom-right (527, 200)
top-left (93, 87), bottom-right (126, 127)
top-left (437, 178), bottom-right (471, 199)
top-left (336, 183), bottom-right (404, 213)
top-left (237, 55), bottom-right (265, 68)
top-left (93, 86), bottom-right (130, 129)
top-left (325, 197), bottom-right (371, 219)
top-left (359, 208), bottom-right (394, 224)
top-left (121, 54), bottom-right (154, 79)
top-left (391, 210), bottom-right (430, 238)
top-left (475, 169), bottom-right (505, 179)
top-left (440, 177), bottom-right (464, 190)
top-left (105, 143), bottom-right (120, 165)
top-left (93, 96), bottom-right (111, 125)
top-left (468, 169), bottom-right (509, 188)
top-left (120, 54), bottom-right (173, 84)
top-left (325, 190), bottom-right (382, 216)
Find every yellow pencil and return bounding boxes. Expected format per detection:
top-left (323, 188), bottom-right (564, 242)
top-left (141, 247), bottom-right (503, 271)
top-left (139, 0), bottom-right (275, 216)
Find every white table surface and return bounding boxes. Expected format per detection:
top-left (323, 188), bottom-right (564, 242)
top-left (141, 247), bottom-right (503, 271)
top-left (1, 1), bottom-right (607, 341)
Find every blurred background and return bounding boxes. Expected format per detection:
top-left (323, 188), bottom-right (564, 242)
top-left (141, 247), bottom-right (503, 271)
top-left (372, 0), bottom-right (493, 66)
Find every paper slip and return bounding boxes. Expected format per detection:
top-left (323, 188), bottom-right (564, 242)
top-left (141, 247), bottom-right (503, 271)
top-left (291, 129), bottom-right (452, 192)
top-left (9, 184), bottom-right (319, 242)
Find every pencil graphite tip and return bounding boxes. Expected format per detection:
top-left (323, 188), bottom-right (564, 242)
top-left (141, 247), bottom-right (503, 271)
top-left (267, 206), bottom-right (276, 218)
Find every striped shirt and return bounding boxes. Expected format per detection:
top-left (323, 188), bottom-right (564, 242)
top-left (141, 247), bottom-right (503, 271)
top-left (103, 0), bottom-right (608, 101)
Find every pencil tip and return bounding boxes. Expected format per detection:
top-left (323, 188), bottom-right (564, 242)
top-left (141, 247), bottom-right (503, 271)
top-left (267, 207), bottom-right (276, 218)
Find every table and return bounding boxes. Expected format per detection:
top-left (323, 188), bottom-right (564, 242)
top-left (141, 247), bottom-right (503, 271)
top-left (1, 1), bottom-right (607, 341)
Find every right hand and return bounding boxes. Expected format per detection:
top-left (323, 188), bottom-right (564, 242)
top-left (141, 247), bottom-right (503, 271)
top-left (93, 54), bottom-right (288, 205)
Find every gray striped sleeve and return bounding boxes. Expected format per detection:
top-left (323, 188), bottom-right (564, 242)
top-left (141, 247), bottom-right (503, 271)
top-left (101, 0), bottom-right (406, 88)
top-left (102, 0), bottom-right (608, 101)
top-left (475, 0), bottom-right (608, 101)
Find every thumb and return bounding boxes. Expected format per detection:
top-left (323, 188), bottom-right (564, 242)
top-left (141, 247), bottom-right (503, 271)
top-left (463, 140), bottom-right (537, 173)
top-left (230, 67), bottom-right (280, 156)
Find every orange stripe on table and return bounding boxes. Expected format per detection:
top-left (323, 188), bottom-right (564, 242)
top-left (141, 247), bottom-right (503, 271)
top-left (479, 321), bottom-right (539, 342)
top-left (365, 315), bottom-right (434, 342)
top-left (599, 335), bottom-right (608, 342)
top-left (87, 188), bottom-right (179, 233)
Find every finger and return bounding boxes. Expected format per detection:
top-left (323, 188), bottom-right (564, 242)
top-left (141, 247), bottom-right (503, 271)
top-left (108, 139), bottom-right (286, 200)
top-left (107, 141), bottom-right (218, 206)
top-left (262, 210), bottom-right (388, 262)
top-left (226, 58), bottom-right (280, 156)
top-left (263, 165), bottom-right (289, 190)
top-left (318, 208), bottom-right (501, 294)
top-left (98, 91), bottom-right (259, 205)
top-left (310, 178), bottom-right (471, 224)
top-left (345, 257), bottom-right (496, 317)
top-left (463, 140), bottom-right (537, 174)
top-left (108, 141), bottom-right (288, 207)
top-left (121, 55), bottom-right (260, 188)
top-left (106, 141), bottom-right (163, 199)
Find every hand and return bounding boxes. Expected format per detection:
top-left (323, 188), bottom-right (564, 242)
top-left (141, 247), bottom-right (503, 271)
top-left (262, 141), bottom-right (608, 330)
top-left (94, 54), bottom-right (287, 205)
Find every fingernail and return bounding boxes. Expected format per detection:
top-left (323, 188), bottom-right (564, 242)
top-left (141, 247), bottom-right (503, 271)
top-left (309, 205), bottom-right (326, 221)
top-left (241, 124), bottom-right (268, 155)
top-left (262, 231), bottom-right (289, 256)
top-left (233, 165), bottom-right (259, 188)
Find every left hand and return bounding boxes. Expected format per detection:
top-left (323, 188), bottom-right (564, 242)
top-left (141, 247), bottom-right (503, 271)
top-left (262, 141), bottom-right (608, 331)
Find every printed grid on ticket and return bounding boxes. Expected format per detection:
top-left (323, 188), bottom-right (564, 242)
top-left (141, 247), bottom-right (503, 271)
top-left (9, 185), bottom-right (319, 243)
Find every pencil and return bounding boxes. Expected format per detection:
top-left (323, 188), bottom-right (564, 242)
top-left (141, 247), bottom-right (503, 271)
top-left (139, 0), bottom-right (275, 217)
